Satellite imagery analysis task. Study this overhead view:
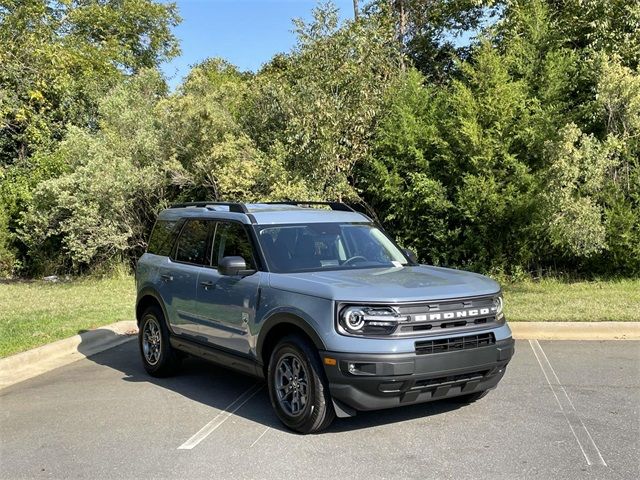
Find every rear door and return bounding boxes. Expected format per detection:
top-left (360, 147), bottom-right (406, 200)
top-left (163, 219), bottom-right (213, 339)
top-left (195, 221), bottom-right (260, 355)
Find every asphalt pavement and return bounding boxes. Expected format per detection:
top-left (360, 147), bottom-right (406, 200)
top-left (1, 339), bottom-right (638, 479)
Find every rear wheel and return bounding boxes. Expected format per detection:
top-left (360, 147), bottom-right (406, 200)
top-left (267, 334), bottom-right (335, 434)
top-left (139, 305), bottom-right (181, 377)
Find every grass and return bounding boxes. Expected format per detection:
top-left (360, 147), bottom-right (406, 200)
top-left (0, 275), bottom-right (637, 358)
top-left (503, 278), bottom-right (640, 322)
top-left (0, 275), bottom-right (135, 358)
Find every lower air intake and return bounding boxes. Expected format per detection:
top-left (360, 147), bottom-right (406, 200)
top-left (415, 332), bottom-right (496, 355)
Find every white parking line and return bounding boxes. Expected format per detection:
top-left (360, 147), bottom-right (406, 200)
top-left (529, 339), bottom-right (607, 466)
top-left (250, 426), bottom-right (271, 448)
top-left (178, 384), bottom-right (263, 450)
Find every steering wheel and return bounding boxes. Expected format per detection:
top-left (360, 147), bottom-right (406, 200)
top-left (343, 255), bottom-right (368, 266)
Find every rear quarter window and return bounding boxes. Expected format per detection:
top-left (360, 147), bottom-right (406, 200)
top-left (147, 220), bottom-right (180, 256)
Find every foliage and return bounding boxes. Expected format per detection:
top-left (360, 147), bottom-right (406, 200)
top-left (0, 203), bottom-right (16, 275)
top-left (376, 0), bottom-right (501, 82)
top-left (541, 123), bottom-right (613, 258)
top-left (549, 0), bottom-right (640, 69)
top-left (0, 0), bottom-right (179, 165)
top-left (246, 4), bottom-right (404, 200)
top-left (19, 71), bottom-right (173, 272)
top-left (161, 59), bottom-right (310, 202)
top-left (0, 0), bottom-right (638, 278)
top-left (359, 0), bottom-right (639, 276)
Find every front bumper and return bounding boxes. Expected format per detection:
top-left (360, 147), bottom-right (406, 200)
top-left (321, 337), bottom-right (514, 412)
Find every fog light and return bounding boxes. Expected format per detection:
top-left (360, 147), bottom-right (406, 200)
top-left (345, 362), bottom-right (376, 376)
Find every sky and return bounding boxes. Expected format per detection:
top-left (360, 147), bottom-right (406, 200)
top-left (160, 0), bottom-right (357, 89)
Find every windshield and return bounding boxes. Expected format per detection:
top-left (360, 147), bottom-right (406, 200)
top-left (256, 223), bottom-right (410, 273)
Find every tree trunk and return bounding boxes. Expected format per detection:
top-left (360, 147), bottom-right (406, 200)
top-left (393, 0), bottom-right (407, 45)
top-left (391, 0), bottom-right (407, 69)
top-left (353, 0), bottom-right (359, 20)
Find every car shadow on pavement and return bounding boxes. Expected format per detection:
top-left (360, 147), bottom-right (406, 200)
top-left (326, 400), bottom-right (467, 433)
top-left (79, 331), bottom-right (468, 435)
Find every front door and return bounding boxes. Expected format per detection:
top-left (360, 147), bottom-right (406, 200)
top-left (196, 221), bottom-right (260, 355)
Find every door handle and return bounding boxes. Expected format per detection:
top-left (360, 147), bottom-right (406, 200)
top-left (200, 281), bottom-right (214, 289)
top-left (160, 274), bottom-right (173, 282)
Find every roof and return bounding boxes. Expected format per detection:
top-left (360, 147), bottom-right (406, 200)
top-left (157, 202), bottom-right (371, 225)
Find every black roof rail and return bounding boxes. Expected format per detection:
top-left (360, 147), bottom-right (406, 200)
top-left (169, 202), bottom-right (249, 214)
top-left (264, 201), bottom-right (355, 212)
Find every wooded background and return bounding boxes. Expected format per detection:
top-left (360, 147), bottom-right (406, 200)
top-left (1, 0), bottom-right (638, 278)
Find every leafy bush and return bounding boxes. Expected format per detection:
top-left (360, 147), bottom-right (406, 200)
top-left (1, 0), bottom-right (638, 279)
top-left (0, 205), bottom-right (17, 275)
top-left (19, 72), bottom-right (172, 273)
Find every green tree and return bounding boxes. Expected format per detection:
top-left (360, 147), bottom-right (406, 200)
top-left (356, 69), bottom-right (454, 262)
top-left (550, 0), bottom-right (640, 69)
top-left (371, 0), bottom-right (501, 81)
top-left (161, 58), bottom-right (311, 202)
top-left (594, 55), bottom-right (640, 274)
top-left (360, 0), bottom-right (640, 275)
top-left (0, 0), bottom-right (180, 165)
top-left (1, 0), bottom-right (179, 273)
top-left (4, 0), bottom-right (640, 278)
top-left (245, 3), bottom-right (403, 201)
top-left (19, 71), bottom-right (173, 272)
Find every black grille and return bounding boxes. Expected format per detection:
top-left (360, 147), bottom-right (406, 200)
top-left (415, 333), bottom-right (495, 355)
top-left (412, 370), bottom-right (490, 390)
top-left (392, 295), bottom-right (499, 336)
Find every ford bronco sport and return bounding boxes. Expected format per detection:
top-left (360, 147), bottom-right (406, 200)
top-left (136, 201), bottom-right (514, 433)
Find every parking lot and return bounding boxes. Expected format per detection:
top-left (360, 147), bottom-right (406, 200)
top-left (1, 339), bottom-right (638, 479)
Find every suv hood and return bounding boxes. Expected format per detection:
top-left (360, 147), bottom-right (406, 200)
top-left (268, 265), bottom-right (500, 303)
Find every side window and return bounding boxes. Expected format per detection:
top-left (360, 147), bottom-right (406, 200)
top-left (212, 222), bottom-right (256, 269)
top-left (147, 220), bottom-right (180, 256)
top-left (174, 220), bottom-right (211, 265)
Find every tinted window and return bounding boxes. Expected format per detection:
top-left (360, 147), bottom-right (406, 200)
top-left (257, 223), bottom-right (408, 273)
top-left (175, 220), bottom-right (211, 265)
top-left (147, 220), bottom-right (180, 256)
top-left (212, 223), bottom-right (255, 269)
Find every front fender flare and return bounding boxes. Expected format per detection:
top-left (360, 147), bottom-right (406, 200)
top-left (256, 310), bottom-right (327, 361)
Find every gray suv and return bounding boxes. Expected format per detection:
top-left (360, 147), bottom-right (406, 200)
top-left (136, 201), bottom-right (514, 433)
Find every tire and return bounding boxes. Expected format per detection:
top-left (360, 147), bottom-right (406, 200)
top-left (267, 334), bottom-right (336, 434)
top-left (138, 305), bottom-right (181, 377)
top-left (452, 390), bottom-right (490, 403)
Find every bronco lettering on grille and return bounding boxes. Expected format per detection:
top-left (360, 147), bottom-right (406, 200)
top-left (422, 307), bottom-right (494, 321)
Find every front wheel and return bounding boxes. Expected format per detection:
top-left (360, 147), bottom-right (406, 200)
top-left (267, 334), bottom-right (335, 434)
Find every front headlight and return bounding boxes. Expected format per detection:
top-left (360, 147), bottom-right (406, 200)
top-left (493, 295), bottom-right (504, 319)
top-left (338, 306), bottom-right (408, 336)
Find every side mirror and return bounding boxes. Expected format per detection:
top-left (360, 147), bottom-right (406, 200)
top-left (218, 256), bottom-right (255, 276)
top-left (403, 248), bottom-right (418, 264)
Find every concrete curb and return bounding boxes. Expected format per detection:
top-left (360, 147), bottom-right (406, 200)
top-left (510, 321), bottom-right (640, 340)
top-left (1, 321), bottom-right (637, 391)
top-left (0, 321), bottom-right (138, 391)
